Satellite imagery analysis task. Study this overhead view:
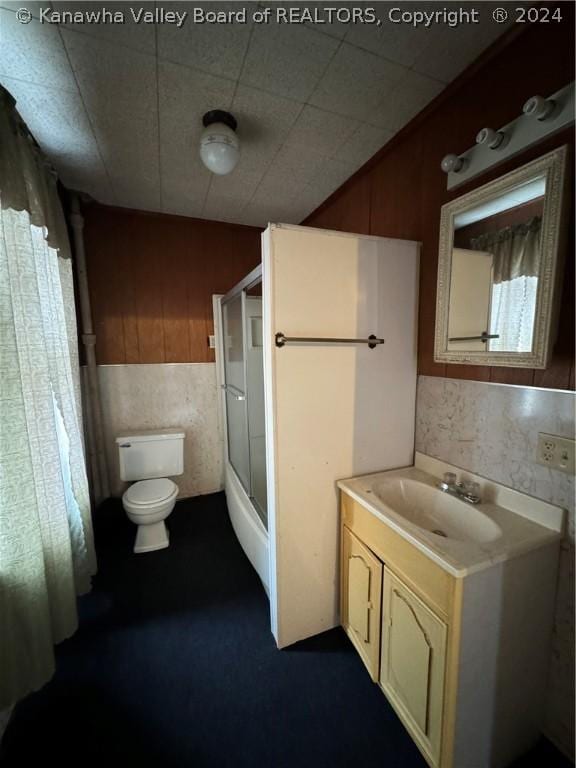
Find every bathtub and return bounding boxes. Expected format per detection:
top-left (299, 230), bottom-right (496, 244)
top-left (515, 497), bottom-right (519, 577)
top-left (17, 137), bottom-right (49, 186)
top-left (224, 462), bottom-right (269, 595)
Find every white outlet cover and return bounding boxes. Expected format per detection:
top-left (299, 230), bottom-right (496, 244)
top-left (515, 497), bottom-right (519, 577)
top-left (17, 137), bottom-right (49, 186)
top-left (537, 433), bottom-right (575, 475)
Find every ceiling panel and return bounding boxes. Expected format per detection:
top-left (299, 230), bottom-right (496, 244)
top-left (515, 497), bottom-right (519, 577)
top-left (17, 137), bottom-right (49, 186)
top-left (374, 68), bottom-right (445, 133)
top-left (158, 59), bottom-right (235, 216)
top-left (0, 8), bottom-right (78, 92)
top-left (0, 2), bottom-right (512, 227)
top-left (240, 22), bottom-right (340, 101)
top-left (336, 123), bottom-right (395, 170)
top-left (1, 75), bottom-right (112, 202)
top-left (157, 1), bottom-right (255, 81)
top-left (230, 84), bottom-right (303, 174)
top-left (286, 104), bottom-right (360, 157)
top-left (343, 3), bottom-right (445, 67)
top-left (308, 42), bottom-right (407, 124)
top-left (62, 29), bottom-right (160, 207)
top-left (52, 1), bottom-right (157, 54)
top-left (412, 5), bottom-right (513, 82)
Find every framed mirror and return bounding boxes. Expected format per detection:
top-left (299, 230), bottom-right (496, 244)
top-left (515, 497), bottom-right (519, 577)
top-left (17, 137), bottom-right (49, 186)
top-left (434, 146), bottom-right (567, 368)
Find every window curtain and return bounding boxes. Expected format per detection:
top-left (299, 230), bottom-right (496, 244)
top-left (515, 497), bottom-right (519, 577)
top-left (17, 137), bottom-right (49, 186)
top-left (471, 217), bottom-right (542, 353)
top-left (470, 216), bottom-right (542, 284)
top-left (0, 87), bottom-right (96, 709)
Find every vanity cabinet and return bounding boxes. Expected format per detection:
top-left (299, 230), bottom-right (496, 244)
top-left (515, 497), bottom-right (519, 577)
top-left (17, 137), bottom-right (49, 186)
top-left (341, 527), bottom-right (382, 681)
top-left (339, 488), bottom-right (560, 768)
top-left (381, 569), bottom-right (447, 764)
top-left (341, 496), bottom-right (453, 767)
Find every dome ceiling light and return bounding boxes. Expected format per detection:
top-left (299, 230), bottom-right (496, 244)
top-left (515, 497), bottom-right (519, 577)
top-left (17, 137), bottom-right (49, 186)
top-left (199, 110), bottom-right (240, 175)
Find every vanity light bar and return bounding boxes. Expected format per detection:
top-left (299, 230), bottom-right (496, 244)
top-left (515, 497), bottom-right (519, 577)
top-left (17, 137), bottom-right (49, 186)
top-left (275, 332), bottom-right (384, 349)
top-left (443, 82), bottom-right (574, 190)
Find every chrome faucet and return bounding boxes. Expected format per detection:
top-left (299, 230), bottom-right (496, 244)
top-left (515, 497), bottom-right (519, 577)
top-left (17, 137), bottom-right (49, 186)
top-left (437, 472), bottom-right (481, 505)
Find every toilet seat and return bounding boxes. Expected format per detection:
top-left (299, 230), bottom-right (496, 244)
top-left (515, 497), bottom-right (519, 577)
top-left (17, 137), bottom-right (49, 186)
top-left (124, 478), bottom-right (177, 508)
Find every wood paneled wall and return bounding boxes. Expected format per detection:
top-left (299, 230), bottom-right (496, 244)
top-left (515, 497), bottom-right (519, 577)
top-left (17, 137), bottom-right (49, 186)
top-left (304, 16), bottom-right (575, 390)
top-left (83, 205), bottom-right (261, 364)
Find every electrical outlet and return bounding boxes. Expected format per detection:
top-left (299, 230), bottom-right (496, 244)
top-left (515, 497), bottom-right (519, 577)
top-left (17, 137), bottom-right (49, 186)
top-left (536, 433), bottom-right (575, 474)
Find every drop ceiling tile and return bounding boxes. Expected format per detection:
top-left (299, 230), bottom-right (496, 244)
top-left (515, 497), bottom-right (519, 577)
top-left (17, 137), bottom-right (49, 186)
top-left (240, 22), bottom-right (340, 102)
top-left (374, 68), bottom-right (445, 133)
top-left (111, 178), bottom-right (161, 212)
top-left (253, 142), bottom-right (329, 202)
top-left (62, 29), bottom-right (159, 189)
top-left (51, 2), bottom-right (156, 54)
top-left (309, 41), bottom-right (407, 124)
top-left (240, 200), bottom-right (297, 228)
top-left (285, 105), bottom-right (360, 157)
top-left (0, 9), bottom-right (78, 92)
top-left (305, 157), bottom-right (359, 200)
top-left (162, 182), bottom-right (208, 220)
top-left (0, 75), bottom-right (112, 202)
top-left (157, 1), bottom-right (255, 81)
top-left (0, 2), bottom-right (51, 18)
top-left (202, 193), bottom-right (250, 224)
top-left (343, 3), bottom-right (444, 67)
top-left (158, 60), bottom-right (234, 213)
top-left (231, 84), bottom-right (303, 173)
top-left (258, 1), bottom-right (352, 39)
top-left (286, 183), bottom-right (329, 221)
top-left (207, 165), bottom-right (264, 201)
top-left (412, 9), bottom-right (513, 83)
top-left (337, 122), bottom-right (393, 169)
top-left (203, 165), bottom-right (265, 221)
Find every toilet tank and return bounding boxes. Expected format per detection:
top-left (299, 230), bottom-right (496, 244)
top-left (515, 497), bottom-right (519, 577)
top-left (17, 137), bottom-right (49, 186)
top-left (116, 429), bottom-right (185, 481)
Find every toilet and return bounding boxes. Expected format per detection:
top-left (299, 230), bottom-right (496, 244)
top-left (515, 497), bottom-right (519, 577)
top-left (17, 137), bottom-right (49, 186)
top-left (116, 429), bottom-right (185, 553)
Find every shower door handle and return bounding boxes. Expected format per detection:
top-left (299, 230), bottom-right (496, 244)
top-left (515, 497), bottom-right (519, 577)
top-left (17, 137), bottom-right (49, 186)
top-left (221, 384), bottom-right (246, 401)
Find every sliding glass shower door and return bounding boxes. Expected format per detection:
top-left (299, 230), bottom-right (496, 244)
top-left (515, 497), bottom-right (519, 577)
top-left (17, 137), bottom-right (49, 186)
top-left (222, 292), bottom-right (250, 490)
top-left (221, 277), bottom-right (267, 527)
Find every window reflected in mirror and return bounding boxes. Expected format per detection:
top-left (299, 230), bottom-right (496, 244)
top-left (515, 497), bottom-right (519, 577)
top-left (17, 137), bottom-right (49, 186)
top-left (448, 177), bottom-right (545, 354)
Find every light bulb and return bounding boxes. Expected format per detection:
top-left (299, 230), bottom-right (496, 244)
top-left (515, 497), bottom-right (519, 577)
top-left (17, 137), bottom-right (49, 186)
top-left (523, 95), bottom-right (556, 121)
top-left (441, 154), bottom-right (466, 174)
top-left (476, 127), bottom-right (507, 149)
top-left (199, 121), bottom-right (239, 175)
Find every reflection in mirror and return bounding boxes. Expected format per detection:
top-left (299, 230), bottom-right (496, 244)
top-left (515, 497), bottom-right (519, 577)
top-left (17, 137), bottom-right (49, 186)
top-left (448, 177), bottom-right (545, 354)
top-left (435, 146), bottom-right (567, 369)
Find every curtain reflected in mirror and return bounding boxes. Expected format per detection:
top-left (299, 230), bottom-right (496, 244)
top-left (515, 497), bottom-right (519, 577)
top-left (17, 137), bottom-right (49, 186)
top-left (447, 180), bottom-right (544, 354)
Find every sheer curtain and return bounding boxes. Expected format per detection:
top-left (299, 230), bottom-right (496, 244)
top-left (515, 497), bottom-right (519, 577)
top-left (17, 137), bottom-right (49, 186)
top-left (0, 88), bottom-right (96, 709)
top-left (471, 217), bottom-right (542, 353)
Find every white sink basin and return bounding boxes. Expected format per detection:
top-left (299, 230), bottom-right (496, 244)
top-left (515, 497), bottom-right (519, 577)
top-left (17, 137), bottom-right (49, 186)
top-left (373, 477), bottom-right (502, 544)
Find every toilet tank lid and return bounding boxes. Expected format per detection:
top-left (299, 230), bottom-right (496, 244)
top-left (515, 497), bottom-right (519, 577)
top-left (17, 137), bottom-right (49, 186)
top-left (115, 429), bottom-right (185, 444)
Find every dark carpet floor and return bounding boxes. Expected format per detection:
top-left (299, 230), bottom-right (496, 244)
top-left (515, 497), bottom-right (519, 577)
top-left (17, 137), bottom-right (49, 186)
top-left (1, 494), bottom-right (571, 768)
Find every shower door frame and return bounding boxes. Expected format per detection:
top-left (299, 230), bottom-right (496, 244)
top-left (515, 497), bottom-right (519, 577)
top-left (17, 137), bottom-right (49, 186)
top-left (213, 264), bottom-right (269, 593)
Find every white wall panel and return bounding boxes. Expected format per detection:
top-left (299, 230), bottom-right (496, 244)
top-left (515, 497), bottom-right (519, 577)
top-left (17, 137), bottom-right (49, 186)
top-left (263, 224), bottom-right (419, 647)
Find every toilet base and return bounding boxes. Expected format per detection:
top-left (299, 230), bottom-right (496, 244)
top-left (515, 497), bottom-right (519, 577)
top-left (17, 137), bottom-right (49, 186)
top-left (134, 521), bottom-right (170, 554)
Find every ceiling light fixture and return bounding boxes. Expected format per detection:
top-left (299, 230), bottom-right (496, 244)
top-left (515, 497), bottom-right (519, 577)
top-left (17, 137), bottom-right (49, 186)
top-left (199, 110), bottom-right (240, 175)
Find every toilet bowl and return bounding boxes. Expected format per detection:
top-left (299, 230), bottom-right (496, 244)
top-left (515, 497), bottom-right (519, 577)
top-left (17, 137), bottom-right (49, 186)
top-left (116, 429), bottom-right (185, 554)
top-left (122, 478), bottom-right (179, 553)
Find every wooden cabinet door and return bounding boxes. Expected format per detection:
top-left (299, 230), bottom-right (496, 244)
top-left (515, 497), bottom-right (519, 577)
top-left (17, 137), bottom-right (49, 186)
top-left (381, 568), bottom-right (447, 766)
top-left (341, 526), bottom-right (382, 681)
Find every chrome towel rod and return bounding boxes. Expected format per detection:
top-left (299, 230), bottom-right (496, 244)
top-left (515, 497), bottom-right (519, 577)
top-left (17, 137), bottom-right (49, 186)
top-left (275, 332), bottom-right (384, 349)
top-left (448, 332), bottom-right (500, 343)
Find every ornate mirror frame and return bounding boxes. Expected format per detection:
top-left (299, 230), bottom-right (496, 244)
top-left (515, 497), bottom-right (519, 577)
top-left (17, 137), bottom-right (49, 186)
top-left (434, 145), bottom-right (568, 369)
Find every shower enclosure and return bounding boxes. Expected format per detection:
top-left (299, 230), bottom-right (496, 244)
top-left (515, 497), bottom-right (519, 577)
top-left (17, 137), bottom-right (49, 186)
top-left (215, 266), bottom-right (269, 592)
top-left (216, 223), bottom-right (419, 648)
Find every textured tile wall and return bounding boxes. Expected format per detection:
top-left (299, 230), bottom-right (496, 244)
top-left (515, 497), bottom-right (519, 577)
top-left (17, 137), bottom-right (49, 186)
top-left (94, 363), bottom-right (224, 500)
top-left (416, 375), bottom-right (575, 755)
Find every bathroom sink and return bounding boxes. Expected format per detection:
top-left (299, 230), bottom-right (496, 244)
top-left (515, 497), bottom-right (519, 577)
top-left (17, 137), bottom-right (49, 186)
top-left (372, 477), bottom-right (502, 544)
